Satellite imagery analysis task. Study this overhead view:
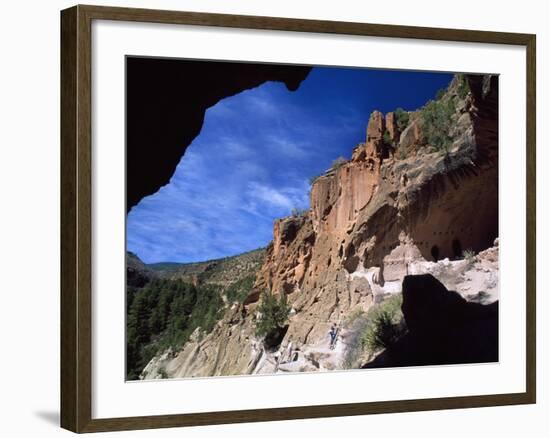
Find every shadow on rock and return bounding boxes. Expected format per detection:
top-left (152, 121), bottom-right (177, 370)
top-left (363, 274), bottom-right (498, 368)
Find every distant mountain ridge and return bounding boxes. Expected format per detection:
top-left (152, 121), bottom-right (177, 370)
top-left (126, 251), bottom-right (155, 288)
top-left (127, 247), bottom-right (266, 288)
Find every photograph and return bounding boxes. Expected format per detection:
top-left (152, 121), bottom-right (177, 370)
top-left (1, 0), bottom-right (542, 434)
top-left (125, 58), bottom-right (499, 380)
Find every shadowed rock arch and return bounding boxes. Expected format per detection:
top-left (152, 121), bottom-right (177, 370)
top-left (126, 57), bottom-right (312, 212)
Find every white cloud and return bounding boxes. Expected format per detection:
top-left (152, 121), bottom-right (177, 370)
top-left (265, 135), bottom-right (311, 159)
top-left (245, 93), bottom-right (278, 115)
top-left (222, 138), bottom-right (254, 158)
top-left (247, 183), bottom-right (293, 210)
top-left (246, 181), bottom-right (309, 215)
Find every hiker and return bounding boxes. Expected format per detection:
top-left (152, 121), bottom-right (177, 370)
top-left (286, 340), bottom-right (293, 362)
top-left (329, 324), bottom-right (338, 349)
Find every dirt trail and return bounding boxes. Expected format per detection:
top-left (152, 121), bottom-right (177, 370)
top-left (251, 327), bottom-right (349, 374)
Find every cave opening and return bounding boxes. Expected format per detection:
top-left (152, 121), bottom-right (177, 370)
top-left (263, 325), bottom-right (289, 351)
top-left (452, 239), bottom-right (463, 259)
top-left (431, 245), bottom-right (440, 262)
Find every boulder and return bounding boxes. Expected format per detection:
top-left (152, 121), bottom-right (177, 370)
top-left (364, 274), bottom-right (498, 368)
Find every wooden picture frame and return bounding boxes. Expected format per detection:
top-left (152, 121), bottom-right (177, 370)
top-left (61, 4), bottom-right (536, 433)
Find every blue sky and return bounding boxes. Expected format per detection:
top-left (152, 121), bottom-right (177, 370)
top-left (127, 66), bottom-right (452, 263)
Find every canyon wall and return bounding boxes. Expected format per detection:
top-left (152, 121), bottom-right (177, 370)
top-left (253, 74), bottom-right (498, 303)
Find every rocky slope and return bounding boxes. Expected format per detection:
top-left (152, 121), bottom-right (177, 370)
top-left (148, 248), bottom-right (266, 288)
top-left (141, 74), bottom-right (499, 379)
top-left (126, 251), bottom-right (155, 288)
top-left (127, 248), bottom-right (264, 294)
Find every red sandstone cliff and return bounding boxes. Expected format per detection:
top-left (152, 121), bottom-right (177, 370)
top-left (252, 74), bottom-right (497, 301)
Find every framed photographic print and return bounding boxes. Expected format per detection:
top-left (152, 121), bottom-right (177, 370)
top-left (60, 4), bottom-right (536, 433)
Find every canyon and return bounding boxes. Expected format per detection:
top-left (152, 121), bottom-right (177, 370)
top-left (137, 73), bottom-right (499, 379)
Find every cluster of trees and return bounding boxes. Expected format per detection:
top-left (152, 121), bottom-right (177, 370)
top-left (225, 274), bottom-right (255, 303)
top-left (421, 75), bottom-right (470, 154)
top-left (394, 107), bottom-right (410, 131)
top-left (127, 276), bottom-right (292, 378)
top-left (421, 97), bottom-right (456, 153)
top-left (391, 76), bottom-right (470, 159)
top-left (255, 290), bottom-right (290, 339)
top-left (126, 278), bottom-right (223, 380)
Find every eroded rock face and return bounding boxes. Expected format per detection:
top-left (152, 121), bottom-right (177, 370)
top-left (367, 110), bottom-right (385, 143)
top-left (254, 73), bottom-right (498, 302)
top-left (141, 74), bottom-right (499, 379)
top-left (385, 112), bottom-right (399, 143)
top-left (399, 114), bottom-right (425, 153)
top-left (352, 110), bottom-right (393, 163)
top-left (127, 58), bottom-right (311, 211)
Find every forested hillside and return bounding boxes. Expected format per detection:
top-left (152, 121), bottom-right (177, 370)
top-left (126, 250), bottom-right (263, 379)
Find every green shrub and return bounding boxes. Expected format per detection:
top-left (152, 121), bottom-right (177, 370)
top-left (378, 293), bottom-right (404, 319)
top-left (435, 88), bottom-right (446, 100)
top-left (421, 98), bottom-right (455, 153)
top-left (362, 309), bottom-right (405, 352)
top-left (255, 291), bottom-right (290, 338)
top-left (394, 108), bottom-right (410, 131)
top-left (226, 275), bottom-right (255, 303)
top-left (462, 248), bottom-right (476, 265)
top-left (361, 294), bottom-right (406, 354)
top-left (342, 295), bottom-right (406, 368)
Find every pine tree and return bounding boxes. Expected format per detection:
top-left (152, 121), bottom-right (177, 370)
top-left (255, 291), bottom-right (290, 338)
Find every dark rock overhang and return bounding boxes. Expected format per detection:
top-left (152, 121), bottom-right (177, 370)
top-left (126, 57), bottom-right (312, 212)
